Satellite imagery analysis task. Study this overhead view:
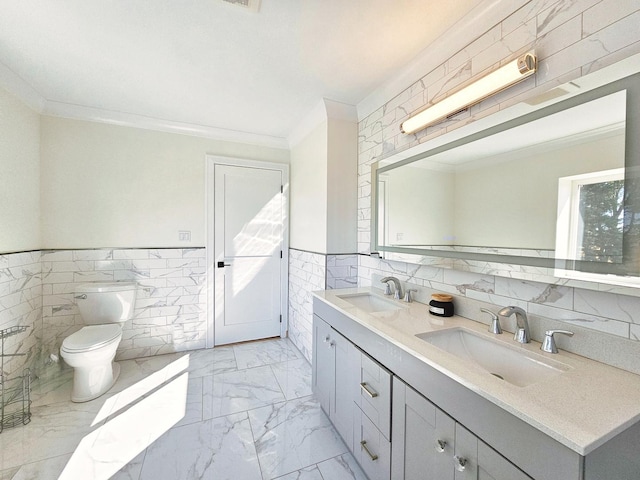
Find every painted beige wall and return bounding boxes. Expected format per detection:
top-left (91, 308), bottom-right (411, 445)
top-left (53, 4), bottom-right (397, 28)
top-left (0, 86), bottom-right (40, 253)
top-left (40, 116), bottom-right (288, 248)
top-left (290, 120), bottom-right (328, 253)
top-left (326, 118), bottom-right (357, 254)
top-left (290, 117), bottom-right (358, 254)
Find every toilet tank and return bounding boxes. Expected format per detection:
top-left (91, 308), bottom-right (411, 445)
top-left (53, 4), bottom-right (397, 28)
top-left (75, 282), bottom-right (138, 325)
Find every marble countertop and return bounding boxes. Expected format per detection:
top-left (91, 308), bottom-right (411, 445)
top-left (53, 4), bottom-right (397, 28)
top-left (313, 287), bottom-right (640, 456)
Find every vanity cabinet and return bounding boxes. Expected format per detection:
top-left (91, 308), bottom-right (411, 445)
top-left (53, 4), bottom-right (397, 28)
top-left (392, 377), bottom-right (531, 480)
top-left (313, 293), bottom-right (640, 480)
top-left (312, 314), bottom-right (358, 447)
top-left (313, 314), bottom-right (393, 480)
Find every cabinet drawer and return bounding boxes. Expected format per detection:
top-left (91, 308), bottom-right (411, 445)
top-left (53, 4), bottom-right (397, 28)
top-left (357, 351), bottom-right (392, 440)
top-left (354, 405), bottom-right (391, 480)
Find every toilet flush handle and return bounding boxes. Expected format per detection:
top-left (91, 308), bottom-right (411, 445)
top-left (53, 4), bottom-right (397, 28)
top-left (74, 294), bottom-right (87, 300)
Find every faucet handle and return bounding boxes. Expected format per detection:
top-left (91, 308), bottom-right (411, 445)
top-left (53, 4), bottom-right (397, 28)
top-left (541, 330), bottom-right (574, 354)
top-left (404, 289), bottom-right (417, 303)
top-left (382, 282), bottom-right (393, 295)
top-left (481, 308), bottom-right (502, 334)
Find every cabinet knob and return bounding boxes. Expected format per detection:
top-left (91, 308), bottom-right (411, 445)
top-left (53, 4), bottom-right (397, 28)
top-left (323, 335), bottom-right (330, 343)
top-left (453, 455), bottom-right (467, 472)
top-left (435, 439), bottom-right (447, 453)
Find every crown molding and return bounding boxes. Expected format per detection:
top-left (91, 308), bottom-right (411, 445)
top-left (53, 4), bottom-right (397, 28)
top-left (0, 61), bottom-right (289, 150)
top-left (356, 0), bottom-right (528, 121)
top-left (41, 101), bottom-right (289, 149)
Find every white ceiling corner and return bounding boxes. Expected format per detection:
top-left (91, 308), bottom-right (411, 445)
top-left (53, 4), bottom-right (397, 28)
top-left (0, 0), bottom-right (486, 148)
top-left (0, 59), bottom-right (45, 113)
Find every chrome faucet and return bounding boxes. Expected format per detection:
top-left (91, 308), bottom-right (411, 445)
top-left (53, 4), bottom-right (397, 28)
top-left (498, 306), bottom-right (531, 344)
top-left (541, 329), bottom-right (574, 353)
top-left (481, 308), bottom-right (502, 334)
top-left (381, 276), bottom-right (403, 300)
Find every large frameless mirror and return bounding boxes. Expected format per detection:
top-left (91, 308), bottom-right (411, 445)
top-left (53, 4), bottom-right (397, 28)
top-left (373, 56), bottom-right (640, 288)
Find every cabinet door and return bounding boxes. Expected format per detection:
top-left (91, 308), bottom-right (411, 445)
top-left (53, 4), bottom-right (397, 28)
top-left (454, 424), bottom-right (478, 480)
top-left (392, 377), bottom-right (455, 480)
top-left (454, 424), bottom-right (532, 480)
top-left (331, 328), bottom-right (358, 449)
top-left (478, 441), bottom-right (532, 480)
top-left (312, 315), bottom-right (334, 416)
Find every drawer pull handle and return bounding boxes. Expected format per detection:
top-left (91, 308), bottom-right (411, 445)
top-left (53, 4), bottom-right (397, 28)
top-left (435, 439), bottom-right (447, 453)
top-left (453, 455), bottom-right (467, 472)
top-left (360, 440), bottom-right (379, 461)
top-left (360, 382), bottom-right (379, 398)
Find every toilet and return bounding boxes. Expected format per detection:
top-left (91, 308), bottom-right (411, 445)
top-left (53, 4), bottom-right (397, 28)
top-left (60, 282), bottom-right (137, 402)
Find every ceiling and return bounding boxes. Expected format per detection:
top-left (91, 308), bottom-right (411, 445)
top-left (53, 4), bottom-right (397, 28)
top-left (0, 0), bottom-right (481, 146)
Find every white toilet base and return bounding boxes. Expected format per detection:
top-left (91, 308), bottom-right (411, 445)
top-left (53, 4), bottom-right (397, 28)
top-left (70, 361), bottom-right (121, 403)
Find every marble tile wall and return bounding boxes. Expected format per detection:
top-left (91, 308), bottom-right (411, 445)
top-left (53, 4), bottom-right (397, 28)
top-left (288, 250), bottom-right (326, 362)
top-left (40, 248), bottom-right (207, 363)
top-left (359, 254), bottom-right (640, 374)
top-left (326, 254), bottom-right (358, 289)
top-left (288, 251), bottom-right (359, 361)
top-left (357, 0), bottom-right (640, 253)
top-left (0, 251), bottom-right (42, 380)
top-left (353, 0), bottom-right (640, 371)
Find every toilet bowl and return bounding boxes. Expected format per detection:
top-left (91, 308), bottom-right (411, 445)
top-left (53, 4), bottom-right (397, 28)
top-left (60, 282), bottom-right (137, 403)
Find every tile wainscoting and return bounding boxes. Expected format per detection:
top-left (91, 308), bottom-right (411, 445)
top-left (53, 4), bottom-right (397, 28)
top-left (0, 248), bottom-right (207, 402)
top-left (288, 249), bottom-right (359, 362)
top-left (0, 251), bottom-right (42, 380)
top-left (41, 248), bottom-right (207, 363)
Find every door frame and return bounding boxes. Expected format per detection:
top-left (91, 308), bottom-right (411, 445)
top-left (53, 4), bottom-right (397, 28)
top-left (205, 155), bottom-right (290, 348)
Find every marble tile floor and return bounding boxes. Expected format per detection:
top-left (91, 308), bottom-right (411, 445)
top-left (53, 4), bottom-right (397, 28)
top-left (0, 338), bottom-right (367, 480)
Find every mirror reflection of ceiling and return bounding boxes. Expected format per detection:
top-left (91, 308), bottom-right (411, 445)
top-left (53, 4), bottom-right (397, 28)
top-left (412, 92), bottom-right (626, 170)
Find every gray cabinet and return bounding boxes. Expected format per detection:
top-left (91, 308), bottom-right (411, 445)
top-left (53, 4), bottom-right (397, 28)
top-left (312, 314), bottom-right (357, 447)
top-left (352, 350), bottom-right (392, 480)
top-left (312, 315), bottom-right (333, 415)
top-left (356, 351), bottom-right (392, 440)
top-left (392, 376), bottom-right (455, 480)
top-left (392, 377), bottom-right (531, 480)
top-left (354, 404), bottom-right (391, 480)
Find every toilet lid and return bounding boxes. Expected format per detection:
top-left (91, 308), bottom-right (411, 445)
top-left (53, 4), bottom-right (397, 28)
top-left (62, 325), bottom-right (122, 352)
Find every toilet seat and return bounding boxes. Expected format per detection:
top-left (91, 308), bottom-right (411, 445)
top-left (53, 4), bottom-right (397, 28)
top-left (62, 324), bottom-right (122, 352)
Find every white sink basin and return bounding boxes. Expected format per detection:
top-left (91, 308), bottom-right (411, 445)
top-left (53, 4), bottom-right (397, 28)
top-left (416, 328), bottom-right (571, 387)
top-left (337, 293), bottom-right (403, 313)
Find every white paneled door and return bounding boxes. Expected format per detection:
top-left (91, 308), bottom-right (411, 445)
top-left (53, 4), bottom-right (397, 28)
top-left (213, 163), bottom-right (286, 345)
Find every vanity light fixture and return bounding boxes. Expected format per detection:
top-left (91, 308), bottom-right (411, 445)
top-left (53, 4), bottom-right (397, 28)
top-left (400, 52), bottom-right (537, 134)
